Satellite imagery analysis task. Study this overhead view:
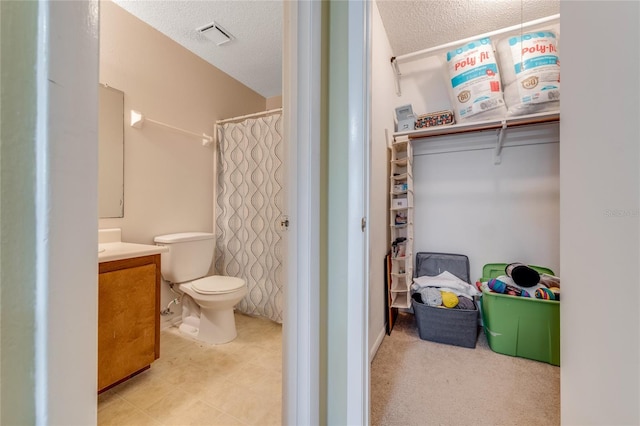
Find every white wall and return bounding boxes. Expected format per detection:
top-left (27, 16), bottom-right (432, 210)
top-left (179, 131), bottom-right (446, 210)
top-left (369, 1), bottom-right (396, 359)
top-left (560, 2), bottom-right (639, 424)
top-left (413, 129), bottom-right (560, 278)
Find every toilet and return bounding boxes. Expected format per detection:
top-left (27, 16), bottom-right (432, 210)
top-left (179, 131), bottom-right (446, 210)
top-left (154, 232), bottom-right (247, 344)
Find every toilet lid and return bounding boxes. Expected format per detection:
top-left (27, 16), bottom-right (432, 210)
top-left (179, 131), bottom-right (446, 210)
top-left (191, 276), bottom-right (245, 295)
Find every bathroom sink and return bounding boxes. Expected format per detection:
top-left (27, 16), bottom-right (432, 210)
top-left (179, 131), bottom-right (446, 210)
top-left (97, 241), bottom-right (168, 263)
top-left (98, 228), bottom-right (168, 262)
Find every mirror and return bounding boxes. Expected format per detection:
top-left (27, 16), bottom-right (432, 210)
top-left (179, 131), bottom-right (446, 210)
top-left (98, 84), bottom-right (124, 218)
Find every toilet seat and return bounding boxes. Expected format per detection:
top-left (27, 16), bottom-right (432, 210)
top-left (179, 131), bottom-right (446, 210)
top-left (191, 276), bottom-right (245, 295)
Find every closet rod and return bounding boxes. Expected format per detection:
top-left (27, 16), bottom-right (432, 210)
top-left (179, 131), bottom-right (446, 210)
top-left (392, 13), bottom-right (560, 64)
top-left (130, 110), bottom-right (213, 147)
top-left (216, 107), bottom-right (282, 125)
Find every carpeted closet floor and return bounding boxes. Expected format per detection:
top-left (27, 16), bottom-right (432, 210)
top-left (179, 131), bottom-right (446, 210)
top-left (370, 312), bottom-right (560, 426)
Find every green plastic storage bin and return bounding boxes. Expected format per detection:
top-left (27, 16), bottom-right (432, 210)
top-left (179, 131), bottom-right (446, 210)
top-left (480, 263), bottom-right (560, 366)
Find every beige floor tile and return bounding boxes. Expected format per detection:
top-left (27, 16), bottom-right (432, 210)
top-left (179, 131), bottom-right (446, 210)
top-left (98, 399), bottom-right (162, 426)
top-left (98, 313), bottom-right (281, 426)
top-left (187, 350), bottom-right (243, 377)
top-left (228, 390), bottom-right (281, 425)
top-left (161, 400), bottom-right (229, 426)
top-left (197, 377), bottom-right (241, 411)
top-left (143, 388), bottom-right (197, 420)
top-left (252, 401), bottom-right (282, 426)
top-left (159, 327), bottom-right (192, 355)
top-left (176, 365), bottom-right (234, 397)
top-left (145, 352), bottom-right (192, 386)
top-left (208, 340), bottom-right (249, 357)
top-left (98, 387), bottom-right (124, 412)
top-left (114, 370), bottom-right (177, 410)
top-left (203, 382), bottom-right (282, 425)
top-left (230, 361), bottom-right (270, 389)
top-left (251, 348), bottom-right (282, 374)
top-left (247, 370), bottom-right (282, 398)
top-left (208, 411), bottom-right (246, 426)
top-left (229, 343), bottom-right (268, 361)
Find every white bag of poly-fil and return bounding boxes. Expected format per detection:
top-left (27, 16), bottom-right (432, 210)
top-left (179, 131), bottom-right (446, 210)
top-left (496, 29), bottom-right (560, 116)
top-left (446, 37), bottom-right (507, 123)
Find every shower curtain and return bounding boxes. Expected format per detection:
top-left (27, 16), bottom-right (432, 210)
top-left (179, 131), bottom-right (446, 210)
top-left (214, 112), bottom-right (284, 323)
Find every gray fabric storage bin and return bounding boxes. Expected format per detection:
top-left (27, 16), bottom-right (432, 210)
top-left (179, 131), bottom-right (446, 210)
top-left (413, 252), bottom-right (478, 348)
top-left (412, 294), bottom-right (478, 348)
top-left (415, 252), bottom-right (470, 283)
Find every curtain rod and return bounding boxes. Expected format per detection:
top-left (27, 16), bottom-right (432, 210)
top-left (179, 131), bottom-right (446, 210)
top-left (216, 107), bottom-right (283, 125)
top-left (130, 110), bottom-right (213, 147)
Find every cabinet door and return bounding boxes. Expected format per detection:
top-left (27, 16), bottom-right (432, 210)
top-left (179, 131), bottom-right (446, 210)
top-left (98, 263), bottom-right (156, 391)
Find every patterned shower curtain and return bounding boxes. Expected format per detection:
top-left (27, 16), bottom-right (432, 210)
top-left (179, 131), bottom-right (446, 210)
top-left (214, 112), bottom-right (284, 323)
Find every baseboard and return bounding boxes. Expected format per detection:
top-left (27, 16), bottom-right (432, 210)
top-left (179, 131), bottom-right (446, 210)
top-left (369, 325), bottom-right (386, 362)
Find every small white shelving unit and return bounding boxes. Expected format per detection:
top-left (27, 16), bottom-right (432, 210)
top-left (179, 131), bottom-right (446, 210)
top-left (388, 135), bottom-right (414, 309)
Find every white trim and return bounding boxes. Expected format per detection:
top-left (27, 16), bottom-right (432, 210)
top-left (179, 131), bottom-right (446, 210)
top-left (35, 0), bottom-right (51, 421)
top-left (369, 327), bottom-right (386, 362)
top-left (283, 1), bottom-right (321, 425)
top-left (346, 1), bottom-right (370, 425)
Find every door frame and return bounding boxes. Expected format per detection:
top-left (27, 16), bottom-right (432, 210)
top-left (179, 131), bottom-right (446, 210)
top-left (283, 1), bottom-right (371, 424)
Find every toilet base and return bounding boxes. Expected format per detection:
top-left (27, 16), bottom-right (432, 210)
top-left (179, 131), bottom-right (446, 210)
top-left (179, 307), bottom-right (238, 345)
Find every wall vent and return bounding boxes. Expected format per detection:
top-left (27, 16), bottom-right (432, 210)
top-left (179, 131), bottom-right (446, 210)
top-left (197, 21), bottom-right (233, 46)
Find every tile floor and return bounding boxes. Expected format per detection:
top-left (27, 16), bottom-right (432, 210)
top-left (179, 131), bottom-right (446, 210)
top-left (98, 313), bottom-right (282, 426)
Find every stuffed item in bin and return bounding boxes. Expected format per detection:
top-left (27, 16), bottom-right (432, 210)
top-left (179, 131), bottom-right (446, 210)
top-left (454, 296), bottom-right (475, 310)
top-left (539, 273), bottom-right (561, 289)
top-left (488, 278), bottom-right (530, 297)
top-left (419, 287), bottom-right (442, 307)
top-left (549, 287), bottom-right (560, 301)
top-left (534, 287), bottom-right (556, 300)
top-left (441, 291), bottom-right (459, 308)
top-left (505, 262), bottom-right (540, 287)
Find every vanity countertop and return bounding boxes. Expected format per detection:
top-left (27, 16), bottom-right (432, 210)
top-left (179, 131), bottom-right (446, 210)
top-left (98, 242), bottom-right (168, 263)
top-left (98, 228), bottom-right (169, 263)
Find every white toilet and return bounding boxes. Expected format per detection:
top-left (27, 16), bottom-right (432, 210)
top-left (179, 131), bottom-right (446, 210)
top-left (154, 232), bottom-right (247, 344)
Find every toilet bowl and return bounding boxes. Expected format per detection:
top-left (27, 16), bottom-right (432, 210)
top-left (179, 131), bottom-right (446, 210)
top-left (178, 276), bottom-right (247, 344)
top-left (154, 232), bottom-right (248, 345)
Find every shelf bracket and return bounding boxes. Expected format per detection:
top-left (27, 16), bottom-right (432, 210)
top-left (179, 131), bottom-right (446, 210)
top-left (391, 57), bottom-right (402, 96)
top-left (494, 120), bottom-right (508, 165)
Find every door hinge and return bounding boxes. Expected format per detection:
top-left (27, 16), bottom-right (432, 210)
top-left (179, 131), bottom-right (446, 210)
top-left (361, 217), bottom-right (367, 232)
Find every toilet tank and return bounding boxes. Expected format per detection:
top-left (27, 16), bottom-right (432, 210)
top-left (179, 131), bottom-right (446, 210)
top-left (154, 232), bottom-right (215, 283)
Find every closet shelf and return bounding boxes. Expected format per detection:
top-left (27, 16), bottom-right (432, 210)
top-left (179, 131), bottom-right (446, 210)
top-left (396, 111), bottom-right (559, 165)
top-left (391, 173), bottom-right (411, 180)
top-left (390, 224), bottom-right (411, 229)
top-left (394, 111), bottom-right (559, 140)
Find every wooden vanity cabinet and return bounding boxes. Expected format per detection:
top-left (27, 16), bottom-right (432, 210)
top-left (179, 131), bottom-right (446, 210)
top-left (98, 254), bottom-right (160, 393)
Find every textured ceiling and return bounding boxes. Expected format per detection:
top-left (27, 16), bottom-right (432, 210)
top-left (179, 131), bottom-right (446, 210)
top-left (112, 0), bottom-right (283, 98)
top-left (111, 1), bottom-right (560, 99)
top-left (376, 0), bottom-right (560, 56)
